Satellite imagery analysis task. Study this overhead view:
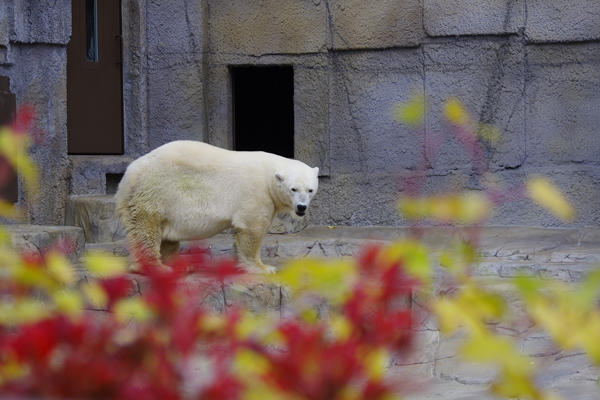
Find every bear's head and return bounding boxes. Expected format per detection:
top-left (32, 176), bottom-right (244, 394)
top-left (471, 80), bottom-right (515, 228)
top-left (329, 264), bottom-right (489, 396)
top-left (274, 165), bottom-right (319, 218)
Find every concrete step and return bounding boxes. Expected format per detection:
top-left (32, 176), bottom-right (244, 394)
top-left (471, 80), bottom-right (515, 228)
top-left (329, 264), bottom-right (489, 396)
top-left (4, 224), bottom-right (85, 263)
top-left (65, 195), bottom-right (125, 244)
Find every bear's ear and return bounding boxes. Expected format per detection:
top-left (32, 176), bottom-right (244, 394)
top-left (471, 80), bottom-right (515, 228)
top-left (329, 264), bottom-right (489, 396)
top-left (313, 167), bottom-right (319, 177)
top-left (275, 172), bottom-right (285, 183)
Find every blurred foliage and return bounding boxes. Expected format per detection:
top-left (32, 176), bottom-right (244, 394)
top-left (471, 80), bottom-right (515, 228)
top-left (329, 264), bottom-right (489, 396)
top-left (0, 99), bottom-right (597, 400)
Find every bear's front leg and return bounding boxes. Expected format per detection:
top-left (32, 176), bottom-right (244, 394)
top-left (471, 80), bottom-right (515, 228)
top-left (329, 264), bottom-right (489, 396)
top-left (234, 227), bottom-right (277, 274)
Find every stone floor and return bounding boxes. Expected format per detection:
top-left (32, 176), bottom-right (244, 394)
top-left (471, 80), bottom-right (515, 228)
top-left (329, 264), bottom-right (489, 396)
top-left (6, 224), bottom-right (600, 399)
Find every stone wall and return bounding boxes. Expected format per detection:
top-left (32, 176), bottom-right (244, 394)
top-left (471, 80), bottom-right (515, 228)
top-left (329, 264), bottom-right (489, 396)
top-left (0, 0), bottom-right (71, 225)
top-left (3, 0), bottom-right (600, 228)
top-left (191, 0), bottom-right (600, 227)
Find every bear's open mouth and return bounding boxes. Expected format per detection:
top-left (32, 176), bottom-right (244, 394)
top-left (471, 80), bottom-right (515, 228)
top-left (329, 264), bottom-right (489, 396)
top-left (295, 211), bottom-right (306, 217)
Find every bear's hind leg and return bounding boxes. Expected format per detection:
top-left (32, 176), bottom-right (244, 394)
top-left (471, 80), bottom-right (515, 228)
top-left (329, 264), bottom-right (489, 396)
top-left (234, 227), bottom-right (276, 274)
top-left (126, 226), bottom-right (167, 273)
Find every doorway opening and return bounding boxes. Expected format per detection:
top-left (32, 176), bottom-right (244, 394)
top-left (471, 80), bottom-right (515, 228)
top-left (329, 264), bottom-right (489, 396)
top-left (232, 66), bottom-right (294, 158)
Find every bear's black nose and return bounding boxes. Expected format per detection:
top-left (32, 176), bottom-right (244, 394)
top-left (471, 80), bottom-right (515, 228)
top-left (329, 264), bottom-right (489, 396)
top-left (297, 205), bottom-right (307, 212)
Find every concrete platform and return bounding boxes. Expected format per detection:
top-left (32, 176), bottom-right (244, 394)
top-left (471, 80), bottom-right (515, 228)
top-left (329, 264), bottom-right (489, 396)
top-left (87, 225), bottom-right (600, 283)
top-left (7, 223), bottom-right (600, 399)
top-left (3, 224), bottom-right (85, 263)
top-left (79, 225), bottom-right (600, 399)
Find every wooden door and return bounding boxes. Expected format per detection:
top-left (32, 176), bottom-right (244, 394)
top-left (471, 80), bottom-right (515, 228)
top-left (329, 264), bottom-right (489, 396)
top-left (67, 0), bottom-right (123, 154)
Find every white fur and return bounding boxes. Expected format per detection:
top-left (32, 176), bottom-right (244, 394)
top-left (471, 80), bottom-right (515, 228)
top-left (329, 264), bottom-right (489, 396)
top-left (115, 140), bottom-right (319, 274)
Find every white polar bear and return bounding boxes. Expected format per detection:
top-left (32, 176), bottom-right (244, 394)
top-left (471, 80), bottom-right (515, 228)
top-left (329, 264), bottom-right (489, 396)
top-left (115, 140), bottom-right (319, 274)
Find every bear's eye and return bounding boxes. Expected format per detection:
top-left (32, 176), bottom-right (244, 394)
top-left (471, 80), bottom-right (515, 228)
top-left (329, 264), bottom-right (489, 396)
top-left (291, 188), bottom-right (297, 192)
top-left (308, 189), bottom-right (313, 193)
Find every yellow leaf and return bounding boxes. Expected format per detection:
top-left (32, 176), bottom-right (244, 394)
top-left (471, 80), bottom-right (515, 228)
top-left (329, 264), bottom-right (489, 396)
top-left (9, 264), bottom-right (56, 291)
top-left (384, 240), bottom-right (431, 284)
top-left (329, 315), bottom-right (354, 341)
top-left (53, 290), bottom-right (83, 315)
top-left (456, 192), bottom-right (493, 224)
top-left (476, 123), bottom-right (503, 145)
top-left (0, 299), bottom-right (50, 325)
top-left (83, 253), bottom-right (128, 277)
top-left (461, 332), bottom-right (526, 371)
top-left (0, 200), bottom-right (24, 219)
top-left (234, 313), bottom-right (277, 343)
top-left (526, 177), bottom-right (575, 222)
top-left (273, 259), bottom-right (358, 304)
top-left (443, 98), bottom-right (469, 126)
top-left (113, 298), bottom-right (153, 323)
top-left (439, 241), bottom-right (478, 275)
top-left (363, 347), bottom-right (389, 381)
top-left (234, 349), bottom-right (271, 376)
top-left (199, 314), bottom-right (227, 334)
top-left (398, 192), bottom-right (492, 224)
top-left (0, 359), bottom-right (28, 386)
top-left (46, 252), bottom-right (76, 285)
top-left (575, 268), bottom-right (600, 311)
top-left (394, 93), bottom-right (425, 126)
top-left (83, 281), bottom-right (108, 310)
top-left (0, 129), bottom-right (38, 195)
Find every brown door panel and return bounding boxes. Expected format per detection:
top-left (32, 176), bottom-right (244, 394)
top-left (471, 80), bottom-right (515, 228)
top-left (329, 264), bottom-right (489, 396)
top-left (68, 0), bottom-right (123, 155)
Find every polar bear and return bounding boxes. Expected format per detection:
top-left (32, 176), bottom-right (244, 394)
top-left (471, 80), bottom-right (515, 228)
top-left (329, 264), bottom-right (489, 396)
top-left (115, 140), bottom-right (319, 274)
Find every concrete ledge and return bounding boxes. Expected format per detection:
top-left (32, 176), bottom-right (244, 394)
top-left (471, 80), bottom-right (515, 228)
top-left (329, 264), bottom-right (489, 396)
top-left (66, 195), bottom-right (126, 244)
top-left (85, 225), bottom-right (600, 284)
top-left (68, 156), bottom-right (135, 196)
top-left (5, 224), bottom-right (85, 263)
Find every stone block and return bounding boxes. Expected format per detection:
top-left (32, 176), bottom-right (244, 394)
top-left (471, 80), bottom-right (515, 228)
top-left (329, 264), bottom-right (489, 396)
top-left (13, 0), bottom-right (71, 44)
top-left (204, 235), bottom-right (235, 257)
top-left (526, 0), bottom-right (600, 43)
top-left (394, 330), bottom-right (439, 366)
top-left (85, 242), bottom-right (129, 257)
top-left (0, 44), bottom-right (69, 226)
top-left (424, 0), bottom-right (524, 37)
top-left (496, 167), bottom-right (600, 228)
top-left (182, 274), bottom-right (226, 313)
top-left (224, 281), bottom-right (283, 315)
top-left (424, 39), bottom-right (526, 174)
top-left (0, 1), bottom-right (9, 47)
top-left (274, 237), bottom-right (314, 259)
top-left (147, 54), bottom-right (206, 149)
top-left (526, 43), bottom-right (600, 166)
top-left (293, 59), bottom-right (330, 175)
top-left (328, 0), bottom-right (422, 49)
top-left (326, 49), bottom-right (423, 226)
top-left (68, 156), bottom-right (135, 196)
top-left (146, 0), bottom-right (205, 55)
top-left (208, 0), bottom-right (327, 56)
top-left (5, 224), bottom-right (85, 264)
top-left (66, 195), bottom-right (126, 243)
top-left (435, 330), bottom-right (500, 384)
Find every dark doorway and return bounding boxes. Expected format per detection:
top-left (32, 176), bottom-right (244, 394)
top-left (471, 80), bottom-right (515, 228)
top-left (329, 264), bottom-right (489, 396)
top-left (67, 0), bottom-right (123, 154)
top-left (232, 66), bottom-right (294, 158)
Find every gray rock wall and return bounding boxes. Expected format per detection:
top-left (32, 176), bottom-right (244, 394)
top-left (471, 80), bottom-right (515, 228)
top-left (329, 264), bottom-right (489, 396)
top-left (196, 0), bottom-right (600, 227)
top-left (0, 0), bottom-right (70, 226)
top-left (3, 0), bottom-right (600, 228)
